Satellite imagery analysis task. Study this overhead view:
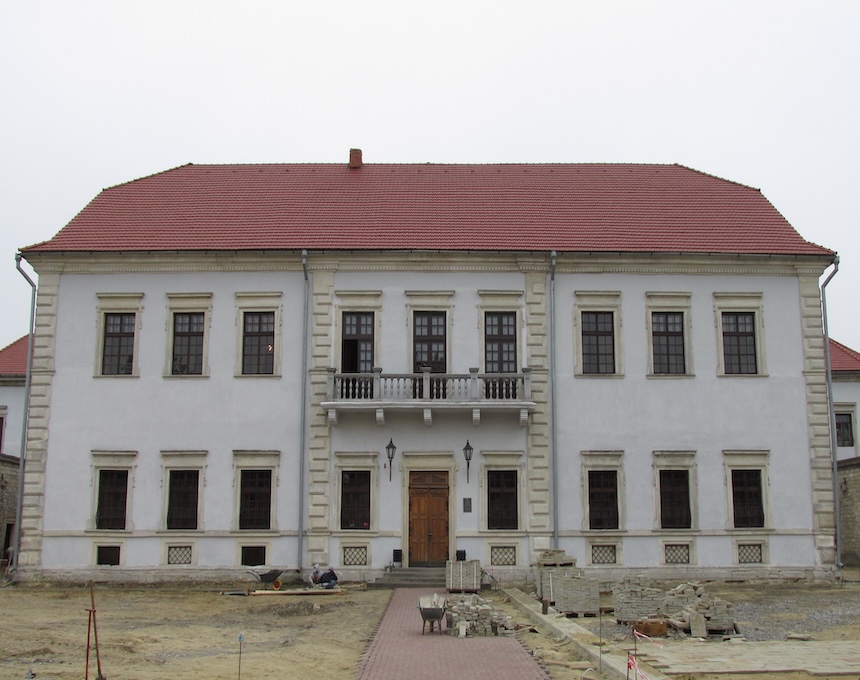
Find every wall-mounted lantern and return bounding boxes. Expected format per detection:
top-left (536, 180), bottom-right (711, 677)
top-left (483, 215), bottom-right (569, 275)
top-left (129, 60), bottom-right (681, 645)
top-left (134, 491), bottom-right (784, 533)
top-left (463, 440), bottom-right (474, 483)
top-left (386, 438), bottom-right (397, 481)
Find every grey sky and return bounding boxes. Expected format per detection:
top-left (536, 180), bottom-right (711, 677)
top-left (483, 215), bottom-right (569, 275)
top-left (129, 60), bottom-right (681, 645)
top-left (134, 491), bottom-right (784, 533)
top-left (2, 1), bottom-right (858, 352)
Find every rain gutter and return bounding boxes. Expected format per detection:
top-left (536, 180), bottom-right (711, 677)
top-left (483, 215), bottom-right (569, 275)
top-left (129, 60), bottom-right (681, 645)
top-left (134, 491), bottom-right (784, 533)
top-left (298, 250), bottom-right (310, 573)
top-left (549, 251), bottom-right (559, 548)
top-left (821, 256), bottom-right (842, 568)
top-left (12, 254), bottom-right (36, 573)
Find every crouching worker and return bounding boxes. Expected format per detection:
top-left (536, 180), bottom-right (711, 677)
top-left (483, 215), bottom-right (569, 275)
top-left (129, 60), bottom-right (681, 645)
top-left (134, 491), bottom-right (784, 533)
top-left (309, 564), bottom-right (338, 589)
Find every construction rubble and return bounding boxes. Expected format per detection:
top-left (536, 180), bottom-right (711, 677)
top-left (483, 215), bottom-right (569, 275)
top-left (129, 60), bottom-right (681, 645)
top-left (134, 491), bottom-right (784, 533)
top-left (446, 594), bottom-right (517, 637)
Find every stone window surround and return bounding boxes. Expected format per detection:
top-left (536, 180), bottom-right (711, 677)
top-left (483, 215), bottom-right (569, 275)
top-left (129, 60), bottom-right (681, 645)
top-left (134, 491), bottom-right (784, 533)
top-left (160, 450), bottom-right (208, 532)
top-left (333, 290), bottom-right (383, 372)
top-left (645, 291), bottom-right (694, 377)
top-left (723, 449), bottom-right (771, 531)
top-left (94, 293), bottom-right (144, 378)
top-left (574, 291), bottom-right (624, 377)
top-left (713, 292), bottom-right (767, 377)
top-left (332, 451), bottom-right (380, 534)
top-left (234, 292), bottom-right (283, 377)
top-left (581, 450), bottom-right (625, 532)
top-left (163, 292), bottom-right (213, 378)
top-left (89, 450), bottom-right (137, 532)
top-left (480, 450), bottom-right (526, 533)
top-left (232, 450), bottom-right (280, 532)
top-left (652, 450), bottom-right (698, 531)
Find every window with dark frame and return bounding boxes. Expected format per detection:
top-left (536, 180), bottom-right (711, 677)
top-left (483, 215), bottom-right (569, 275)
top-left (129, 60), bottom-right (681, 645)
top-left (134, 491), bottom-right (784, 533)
top-left (731, 468), bottom-right (765, 528)
top-left (836, 413), bottom-right (855, 447)
top-left (588, 470), bottom-right (619, 529)
top-left (341, 312), bottom-right (374, 398)
top-left (582, 311), bottom-right (615, 374)
top-left (722, 312), bottom-right (757, 374)
top-left (102, 312), bottom-right (135, 375)
top-left (241, 545), bottom-right (266, 566)
top-left (413, 311), bottom-right (446, 397)
top-left (166, 469), bottom-right (199, 530)
top-left (652, 311), bottom-right (685, 374)
top-left (96, 545), bottom-right (121, 566)
top-left (172, 312), bottom-right (205, 375)
top-left (485, 312), bottom-right (518, 398)
top-left (487, 470), bottom-right (518, 530)
top-left (340, 471), bottom-right (371, 530)
top-left (239, 469), bottom-right (272, 530)
top-left (96, 469), bottom-right (128, 530)
top-left (242, 311), bottom-right (275, 375)
top-left (659, 469), bottom-right (692, 529)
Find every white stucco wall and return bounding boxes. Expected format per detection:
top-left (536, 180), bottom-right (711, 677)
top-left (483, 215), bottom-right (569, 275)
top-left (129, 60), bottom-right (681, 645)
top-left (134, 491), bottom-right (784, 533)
top-left (0, 383), bottom-right (25, 458)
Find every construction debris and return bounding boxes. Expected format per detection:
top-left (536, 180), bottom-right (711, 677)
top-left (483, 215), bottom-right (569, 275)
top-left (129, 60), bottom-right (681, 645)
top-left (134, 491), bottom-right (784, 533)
top-left (445, 594), bottom-right (516, 637)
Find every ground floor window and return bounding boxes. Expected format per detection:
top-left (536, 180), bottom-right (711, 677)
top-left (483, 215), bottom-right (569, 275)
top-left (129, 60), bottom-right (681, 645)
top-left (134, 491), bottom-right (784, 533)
top-left (96, 470), bottom-right (129, 530)
top-left (167, 470), bottom-right (199, 530)
top-left (731, 469), bottom-right (765, 528)
top-left (588, 470), bottom-right (619, 530)
top-left (239, 469), bottom-right (272, 530)
top-left (241, 545), bottom-right (266, 566)
top-left (341, 471), bottom-right (371, 530)
top-left (487, 470), bottom-right (518, 530)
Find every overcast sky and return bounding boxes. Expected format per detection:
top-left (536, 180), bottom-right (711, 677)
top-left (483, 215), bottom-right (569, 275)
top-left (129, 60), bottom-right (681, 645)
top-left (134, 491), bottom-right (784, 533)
top-left (1, 2), bottom-right (858, 353)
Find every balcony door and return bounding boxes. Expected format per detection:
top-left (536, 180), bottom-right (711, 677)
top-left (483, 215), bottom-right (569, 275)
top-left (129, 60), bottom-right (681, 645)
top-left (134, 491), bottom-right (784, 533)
top-left (341, 311), bottom-right (373, 398)
top-left (413, 311), bottom-right (446, 398)
top-left (408, 470), bottom-right (449, 566)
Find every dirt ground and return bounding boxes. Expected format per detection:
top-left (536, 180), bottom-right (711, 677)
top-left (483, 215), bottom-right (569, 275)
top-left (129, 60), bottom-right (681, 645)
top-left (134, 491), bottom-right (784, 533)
top-left (1, 579), bottom-right (859, 680)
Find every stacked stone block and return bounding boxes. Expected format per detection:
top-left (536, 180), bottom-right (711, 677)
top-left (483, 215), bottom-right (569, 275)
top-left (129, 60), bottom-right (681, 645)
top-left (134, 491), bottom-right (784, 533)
top-left (661, 583), bottom-right (736, 633)
top-left (552, 574), bottom-right (600, 615)
top-left (447, 559), bottom-right (481, 593)
top-left (613, 576), bottom-right (664, 623)
top-left (445, 594), bottom-right (515, 637)
top-left (535, 549), bottom-right (577, 600)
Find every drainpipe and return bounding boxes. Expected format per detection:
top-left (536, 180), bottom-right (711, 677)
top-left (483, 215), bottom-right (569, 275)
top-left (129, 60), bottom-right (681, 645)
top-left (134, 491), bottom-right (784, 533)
top-left (821, 256), bottom-right (841, 568)
top-left (298, 250), bottom-right (310, 573)
top-left (549, 251), bottom-right (559, 549)
top-left (12, 253), bottom-right (36, 573)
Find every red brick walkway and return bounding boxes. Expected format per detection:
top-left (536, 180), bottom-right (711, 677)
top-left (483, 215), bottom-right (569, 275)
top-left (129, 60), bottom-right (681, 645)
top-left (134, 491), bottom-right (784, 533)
top-left (354, 588), bottom-right (552, 680)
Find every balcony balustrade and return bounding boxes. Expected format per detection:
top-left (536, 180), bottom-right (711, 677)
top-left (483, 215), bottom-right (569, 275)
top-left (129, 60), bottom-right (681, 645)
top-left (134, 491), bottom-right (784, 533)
top-left (322, 366), bottom-right (534, 426)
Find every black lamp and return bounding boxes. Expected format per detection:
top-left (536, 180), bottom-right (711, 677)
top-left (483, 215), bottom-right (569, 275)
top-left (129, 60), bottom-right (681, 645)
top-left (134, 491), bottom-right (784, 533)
top-left (386, 438), bottom-right (396, 481)
top-left (463, 440), bottom-right (473, 483)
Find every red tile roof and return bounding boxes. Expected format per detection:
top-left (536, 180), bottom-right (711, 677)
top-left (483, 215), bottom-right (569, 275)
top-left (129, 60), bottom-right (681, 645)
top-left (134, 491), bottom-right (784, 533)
top-left (22, 161), bottom-right (833, 257)
top-left (830, 338), bottom-right (860, 372)
top-left (0, 336), bottom-right (29, 376)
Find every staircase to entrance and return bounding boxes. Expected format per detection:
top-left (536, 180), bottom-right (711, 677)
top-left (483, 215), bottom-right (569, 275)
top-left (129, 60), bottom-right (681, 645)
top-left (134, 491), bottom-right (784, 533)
top-left (369, 567), bottom-right (447, 589)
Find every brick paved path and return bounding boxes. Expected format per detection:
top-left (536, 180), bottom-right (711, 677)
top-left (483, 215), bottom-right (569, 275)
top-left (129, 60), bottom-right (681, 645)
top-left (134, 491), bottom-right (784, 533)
top-left (354, 588), bottom-right (552, 680)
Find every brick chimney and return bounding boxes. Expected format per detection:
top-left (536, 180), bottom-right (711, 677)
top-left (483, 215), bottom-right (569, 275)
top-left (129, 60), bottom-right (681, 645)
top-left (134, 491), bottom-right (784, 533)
top-left (348, 148), bottom-right (363, 169)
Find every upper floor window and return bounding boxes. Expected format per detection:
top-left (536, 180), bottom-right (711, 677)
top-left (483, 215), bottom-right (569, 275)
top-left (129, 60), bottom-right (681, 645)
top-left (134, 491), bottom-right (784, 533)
top-left (646, 292), bottom-right (693, 377)
top-left (722, 312), bottom-right (757, 374)
top-left (172, 313), bottom-right (205, 375)
top-left (342, 312), bottom-right (374, 373)
top-left (102, 314), bottom-right (136, 375)
top-left (166, 293), bottom-right (212, 377)
top-left (582, 312), bottom-right (615, 374)
top-left (485, 312), bottom-right (517, 373)
top-left (652, 313), bottom-right (685, 374)
top-left (235, 293), bottom-right (282, 377)
top-left (413, 311), bottom-right (447, 373)
top-left (836, 412), bottom-right (855, 448)
top-left (575, 291), bottom-right (622, 376)
top-left (242, 312), bottom-right (275, 375)
top-left (96, 293), bottom-right (144, 377)
top-left (714, 293), bottom-right (766, 376)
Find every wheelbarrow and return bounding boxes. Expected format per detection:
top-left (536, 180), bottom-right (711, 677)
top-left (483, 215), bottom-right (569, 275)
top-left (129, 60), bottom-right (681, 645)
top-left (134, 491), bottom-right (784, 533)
top-left (249, 569), bottom-right (288, 590)
top-left (418, 594), bottom-right (447, 634)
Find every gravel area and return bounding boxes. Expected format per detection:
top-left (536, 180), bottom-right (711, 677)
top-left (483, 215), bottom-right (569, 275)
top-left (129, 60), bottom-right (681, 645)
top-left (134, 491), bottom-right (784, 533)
top-left (544, 580), bottom-right (860, 643)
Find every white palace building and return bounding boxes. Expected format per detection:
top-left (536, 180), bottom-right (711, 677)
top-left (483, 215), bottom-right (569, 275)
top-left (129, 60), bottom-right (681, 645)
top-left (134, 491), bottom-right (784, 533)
top-left (13, 150), bottom-right (840, 582)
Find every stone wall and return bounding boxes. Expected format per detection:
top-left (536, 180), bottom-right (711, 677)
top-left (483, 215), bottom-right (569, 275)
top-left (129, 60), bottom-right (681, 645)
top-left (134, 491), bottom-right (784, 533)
top-left (838, 457), bottom-right (860, 565)
top-left (0, 453), bottom-right (20, 561)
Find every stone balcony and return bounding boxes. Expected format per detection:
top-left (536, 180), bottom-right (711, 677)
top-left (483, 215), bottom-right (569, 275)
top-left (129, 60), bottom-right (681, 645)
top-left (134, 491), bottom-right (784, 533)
top-left (322, 366), bottom-right (535, 426)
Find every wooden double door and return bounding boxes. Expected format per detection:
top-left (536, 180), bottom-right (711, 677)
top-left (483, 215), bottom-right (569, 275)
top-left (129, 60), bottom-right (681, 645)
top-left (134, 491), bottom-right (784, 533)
top-left (408, 470), bottom-right (449, 567)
